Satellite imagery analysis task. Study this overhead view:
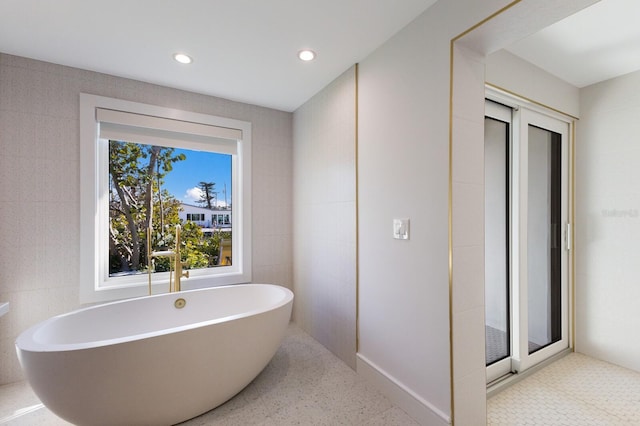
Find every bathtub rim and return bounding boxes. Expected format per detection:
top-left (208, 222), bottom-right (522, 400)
top-left (16, 283), bottom-right (293, 353)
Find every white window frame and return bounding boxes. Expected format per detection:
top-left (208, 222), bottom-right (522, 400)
top-left (80, 94), bottom-right (251, 304)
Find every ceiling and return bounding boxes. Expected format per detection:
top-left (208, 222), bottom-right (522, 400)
top-left (0, 0), bottom-right (437, 112)
top-left (506, 0), bottom-right (640, 88)
top-left (1, 1), bottom-right (638, 112)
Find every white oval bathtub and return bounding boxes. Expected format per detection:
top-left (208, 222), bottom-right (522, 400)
top-left (16, 283), bottom-right (293, 426)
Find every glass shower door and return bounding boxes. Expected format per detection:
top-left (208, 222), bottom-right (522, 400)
top-left (514, 108), bottom-right (570, 373)
top-left (527, 125), bottom-right (562, 354)
top-left (485, 101), bottom-right (512, 382)
top-left (484, 97), bottom-right (571, 382)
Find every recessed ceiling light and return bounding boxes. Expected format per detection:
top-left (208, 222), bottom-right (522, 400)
top-left (298, 50), bottom-right (316, 61)
top-left (173, 53), bottom-right (193, 64)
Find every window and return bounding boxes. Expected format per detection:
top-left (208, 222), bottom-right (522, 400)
top-left (187, 213), bottom-right (206, 222)
top-left (80, 94), bottom-right (252, 303)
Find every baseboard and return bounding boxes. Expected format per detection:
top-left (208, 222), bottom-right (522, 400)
top-left (356, 353), bottom-right (451, 425)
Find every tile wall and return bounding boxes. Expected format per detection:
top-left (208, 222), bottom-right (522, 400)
top-left (576, 69), bottom-right (640, 372)
top-left (450, 43), bottom-right (488, 424)
top-left (0, 53), bottom-right (293, 384)
top-left (292, 66), bottom-right (357, 369)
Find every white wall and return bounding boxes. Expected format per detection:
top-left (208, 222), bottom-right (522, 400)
top-left (292, 66), bottom-right (357, 368)
top-left (356, 3), bottom-right (591, 424)
top-left (486, 50), bottom-right (580, 118)
top-left (357, 1), bottom-right (516, 424)
top-left (0, 53), bottom-right (293, 385)
top-left (576, 69), bottom-right (640, 372)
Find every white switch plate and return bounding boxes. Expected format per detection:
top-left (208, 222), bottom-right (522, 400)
top-left (393, 218), bottom-right (410, 240)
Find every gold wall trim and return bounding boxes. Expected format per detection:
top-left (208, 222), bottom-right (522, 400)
top-left (571, 120), bottom-right (576, 351)
top-left (448, 39), bottom-right (455, 424)
top-left (355, 63), bottom-right (360, 353)
top-left (452, 0), bottom-right (523, 42)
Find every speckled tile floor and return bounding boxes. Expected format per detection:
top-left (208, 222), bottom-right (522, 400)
top-left (0, 323), bottom-right (418, 425)
top-left (488, 352), bottom-right (640, 425)
top-left (5, 328), bottom-right (638, 426)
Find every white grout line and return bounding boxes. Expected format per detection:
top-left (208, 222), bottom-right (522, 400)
top-left (0, 403), bottom-right (45, 424)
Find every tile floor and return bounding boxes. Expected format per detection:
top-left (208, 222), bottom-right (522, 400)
top-left (0, 323), bottom-right (418, 425)
top-left (4, 325), bottom-right (640, 425)
top-left (488, 352), bottom-right (640, 425)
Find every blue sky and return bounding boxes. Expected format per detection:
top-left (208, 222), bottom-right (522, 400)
top-left (162, 148), bottom-right (232, 207)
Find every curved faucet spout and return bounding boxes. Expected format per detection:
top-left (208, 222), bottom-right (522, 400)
top-left (147, 225), bottom-right (189, 294)
top-left (173, 225), bottom-right (189, 292)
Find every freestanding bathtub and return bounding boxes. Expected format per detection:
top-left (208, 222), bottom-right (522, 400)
top-left (16, 283), bottom-right (293, 426)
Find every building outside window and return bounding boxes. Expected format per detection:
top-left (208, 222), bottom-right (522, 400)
top-left (186, 213), bottom-right (206, 222)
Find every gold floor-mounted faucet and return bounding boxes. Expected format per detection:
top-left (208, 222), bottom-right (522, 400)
top-left (147, 225), bottom-right (189, 295)
top-left (172, 225), bottom-right (189, 292)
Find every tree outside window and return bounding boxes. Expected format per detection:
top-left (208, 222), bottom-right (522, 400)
top-left (109, 140), bottom-right (232, 276)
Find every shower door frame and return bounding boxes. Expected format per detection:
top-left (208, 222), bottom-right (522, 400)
top-left (512, 105), bottom-right (571, 374)
top-left (485, 100), bottom-right (514, 383)
top-left (485, 88), bottom-right (573, 383)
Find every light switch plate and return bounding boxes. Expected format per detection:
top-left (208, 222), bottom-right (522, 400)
top-left (393, 218), bottom-right (410, 240)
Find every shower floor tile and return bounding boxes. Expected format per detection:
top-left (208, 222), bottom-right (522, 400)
top-left (0, 323), bottom-right (418, 425)
top-left (488, 352), bottom-right (640, 425)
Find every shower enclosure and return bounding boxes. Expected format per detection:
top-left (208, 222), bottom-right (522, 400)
top-left (484, 95), bottom-right (571, 383)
